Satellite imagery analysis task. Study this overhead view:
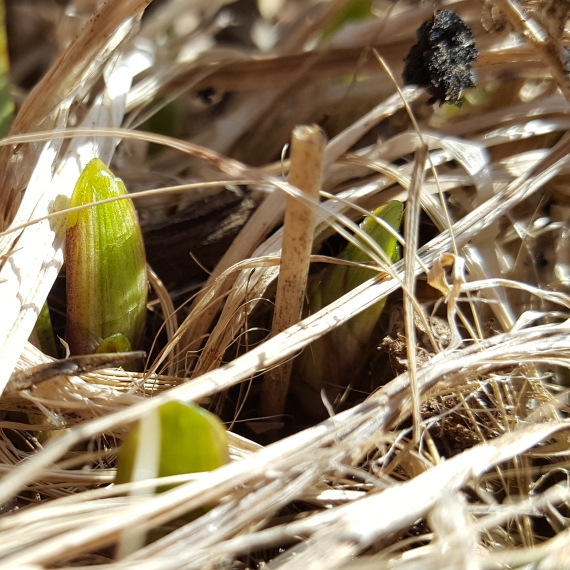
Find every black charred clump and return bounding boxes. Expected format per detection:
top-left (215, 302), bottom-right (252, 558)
top-left (403, 10), bottom-right (478, 106)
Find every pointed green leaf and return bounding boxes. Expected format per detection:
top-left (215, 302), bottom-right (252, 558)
top-left (293, 201), bottom-right (403, 417)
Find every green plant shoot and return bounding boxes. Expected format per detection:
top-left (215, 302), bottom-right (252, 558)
top-left (292, 200), bottom-right (404, 418)
top-left (115, 401), bottom-right (229, 517)
top-left (66, 158), bottom-right (147, 355)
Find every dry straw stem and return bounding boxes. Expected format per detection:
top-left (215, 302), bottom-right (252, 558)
top-left (260, 124), bottom-right (327, 420)
top-left (495, 0), bottom-right (570, 104)
top-left (0, 320), bottom-right (568, 566)
top-left (403, 145), bottom-right (427, 444)
top-left (146, 262), bottom-right (179, 377)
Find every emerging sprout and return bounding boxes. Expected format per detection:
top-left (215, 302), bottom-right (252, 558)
top-left (115, 401), bottom-right (229, 504)
top-left (66, 158), bottom-right (147, 355)
top-left (293, 201), bottom-right (404, 419)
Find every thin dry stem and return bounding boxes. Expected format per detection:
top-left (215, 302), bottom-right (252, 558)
top-left (403, 146), bottom-right (427, 444)
top-left (260, 124), bottom-right (327, 420)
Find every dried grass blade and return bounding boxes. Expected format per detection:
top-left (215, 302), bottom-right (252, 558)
top-left (403, 146), bottom-right (426, 443)
top-left (0, 323), bottom-right (568, 565)
top-left (495, 0), bottom-right (570, 104)
top-left (0, 0), bottom-right (152, 231)
top-left (271, 421), bottom-right (569, 570)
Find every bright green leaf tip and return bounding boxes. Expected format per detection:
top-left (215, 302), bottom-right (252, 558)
top-left (318, 200), bottom-right (403, 308)
top-left (341, 200), bottom-right (403, 265)
top-left (96, 333), bottom-right (132, 354)
top-left (68, 158), bottom-right (130, 229)
top-left (115, 401), bottom-right (230, 488)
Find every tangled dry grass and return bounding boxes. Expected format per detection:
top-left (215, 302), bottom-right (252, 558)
top-left (0, 0), bottom-right (570, 567)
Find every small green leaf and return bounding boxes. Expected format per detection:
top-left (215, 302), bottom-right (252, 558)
top-left (96, 333), bottom-right (132, 354)
top-left (34, 301), bottom-right (58, 358)
top-left (66, 158), bottom-right (147, 355)
top-left (115, 401), bottom-right (229, 497)
top-left (321, 0), bottom-right (374, 41)
top-left (317, 200), bottom-right (403, 308)
top-left (293, 201), bottom-right (404, 418)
